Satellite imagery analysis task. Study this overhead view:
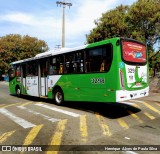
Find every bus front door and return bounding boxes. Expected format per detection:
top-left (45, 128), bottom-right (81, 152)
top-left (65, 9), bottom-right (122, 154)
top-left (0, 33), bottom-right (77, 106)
top-left (26, 61), bottom-right (39, 97)
top-left (39, 60), bottom-right (47, 96)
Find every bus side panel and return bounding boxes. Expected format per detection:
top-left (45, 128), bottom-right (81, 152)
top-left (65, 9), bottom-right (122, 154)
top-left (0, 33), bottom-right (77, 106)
top-left (77, 73), bottom-right (116, 102)
top-left (9, 77), bottom-right (24, 95)
top-left (22, 78), bottom-right (27, 94)
top-left (54, 74), bottom-right (117, 102)
top-left (41, 77), bottom-right (46, 96)
top-left (48, 75), bottom-right (80, 100)
top-left (52, 39), bottom-right (120, 103)
top-left (47, 75), bottom-right (62, 99)
top-left (9, 78), bottom-right (17, 94)
top-left (26, 76), bottom-right (39, 97)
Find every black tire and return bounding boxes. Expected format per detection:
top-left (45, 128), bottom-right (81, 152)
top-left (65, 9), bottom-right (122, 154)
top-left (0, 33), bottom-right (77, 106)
top-left (16, 86), bottom-right (21, 97)
top-left (54, 89), bottom-right (64, 105)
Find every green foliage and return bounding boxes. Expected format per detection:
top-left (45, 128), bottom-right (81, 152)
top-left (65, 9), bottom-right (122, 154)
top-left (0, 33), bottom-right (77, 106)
top-left (87, 0), bottom-right (160, 45)
top-left (86, 5), bottom-right (129, 43)
top-left (0, 34), bottom-right (48, 74)
top-left (127, 0), bottom-right (160, 49)
top-left (149, 50), bottom-right (160, 76)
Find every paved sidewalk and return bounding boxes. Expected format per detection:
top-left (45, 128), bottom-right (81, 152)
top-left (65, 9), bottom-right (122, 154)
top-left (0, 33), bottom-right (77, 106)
top-left (0, 81), bottom-right (9, 85)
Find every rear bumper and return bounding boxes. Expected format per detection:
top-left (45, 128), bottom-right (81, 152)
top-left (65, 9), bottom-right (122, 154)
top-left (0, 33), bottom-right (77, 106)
top-left (116, 86), bottom-right (149, 102)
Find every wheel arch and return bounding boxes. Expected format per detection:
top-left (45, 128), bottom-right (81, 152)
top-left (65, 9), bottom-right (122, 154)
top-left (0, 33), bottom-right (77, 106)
top-left (52, 85), bottom-right (65, 105)
top-left (15, 84), bottom-right (20, 91)
top-left (52, 85), bottom-right (64, 98)
top-left (15, 84), bottom-right (21, 96)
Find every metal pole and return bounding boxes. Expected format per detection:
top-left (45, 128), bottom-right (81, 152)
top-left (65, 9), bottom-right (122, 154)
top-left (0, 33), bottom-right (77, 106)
top-left (56, 1), bottom-right (72, 48)
top-left (62, 3), bottom-right (65, 48)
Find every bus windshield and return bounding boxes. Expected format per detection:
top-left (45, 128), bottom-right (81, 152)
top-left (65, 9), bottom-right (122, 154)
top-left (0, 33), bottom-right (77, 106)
top-left (122, 40), bottom-right (146, 63)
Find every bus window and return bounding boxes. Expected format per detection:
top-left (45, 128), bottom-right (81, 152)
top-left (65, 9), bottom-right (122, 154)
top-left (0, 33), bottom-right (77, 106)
top-left (64, 51), bottom-right (84, 74)
top-left (122, 41), bottom-right (146, 64)
top-left (85, 44), bottom-right (112, 72)
top-left (65, 54), bottom-right (74, 74)
top-left (26, 61), bottom-right (38, 76)
top-left (8, 65), bottom-right (15, 79)
top-left (48, 55), bottom-right (64, 75)
top-left (40, 59), bottom-right (47, 77)
top-left (22, 63), bottom-right (26, 78)
top-left (57, 55), bottom-right (64, 74)
top-left (48, 58), bottom-right (57, 75)
top-left (16, 65), bottom-right (21, 77)
top-left (74, 51), bottom-right (84, 73)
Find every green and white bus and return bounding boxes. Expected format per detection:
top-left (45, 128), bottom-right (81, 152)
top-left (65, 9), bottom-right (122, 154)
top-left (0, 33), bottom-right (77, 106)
top-left (8, 37), bottom-right (149, 105)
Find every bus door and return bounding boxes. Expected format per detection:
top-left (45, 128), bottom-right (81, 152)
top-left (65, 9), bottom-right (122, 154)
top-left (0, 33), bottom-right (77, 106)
top-left (8, 66), bottom-right (16, 94)
top-left (21, 63), bottom-right (26, 94)
top-left (26, 61), bottom-right (39, 97)
top-left (39, 59), bottom-right (47, 96)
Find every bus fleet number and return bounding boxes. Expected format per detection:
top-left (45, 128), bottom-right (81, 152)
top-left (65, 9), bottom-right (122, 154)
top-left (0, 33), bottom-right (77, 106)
top-left (91, 78), bottom-right (105, 84)
top-left (128, 68), bottom-right (135, 73)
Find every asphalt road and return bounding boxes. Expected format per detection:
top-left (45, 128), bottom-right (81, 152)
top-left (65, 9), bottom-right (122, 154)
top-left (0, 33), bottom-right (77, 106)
top-left (0, 81), bottom-right (160, 154)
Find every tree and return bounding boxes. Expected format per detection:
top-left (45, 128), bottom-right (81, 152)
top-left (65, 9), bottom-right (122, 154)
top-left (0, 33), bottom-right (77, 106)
top-left (86, 5), bottom-right (129, 43)
top-left (86, 0), bottom-right (160, 45)
top-left (86, 0), bottom-right (160, 76)
top-left (127, 0), bottom-right (160, 50)
top-left (0, 34), bottom-right (49, 74)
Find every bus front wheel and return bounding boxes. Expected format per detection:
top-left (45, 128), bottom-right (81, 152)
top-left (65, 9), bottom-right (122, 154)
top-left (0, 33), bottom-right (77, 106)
top-left (54, 89), bottom-right (64, 105)
top-left (16, 86), bottom-right (21, 97)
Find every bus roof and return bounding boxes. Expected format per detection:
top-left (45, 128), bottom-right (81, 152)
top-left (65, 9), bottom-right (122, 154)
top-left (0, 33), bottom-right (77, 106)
top-left (11, 45), bottom-right (87, 65)
top-left (11, 37), bottom-right (120, 65)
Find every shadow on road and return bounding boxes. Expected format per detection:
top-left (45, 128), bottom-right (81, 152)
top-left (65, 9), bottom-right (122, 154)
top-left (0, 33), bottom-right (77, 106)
top-left (11, 94), bottom-right (141, 119)
top-left (63, 101), bottom-right (141, 119)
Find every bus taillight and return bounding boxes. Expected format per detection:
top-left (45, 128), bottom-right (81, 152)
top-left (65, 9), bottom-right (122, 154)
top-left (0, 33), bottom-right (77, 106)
top-left (120, 69), bottom-right (125, 89)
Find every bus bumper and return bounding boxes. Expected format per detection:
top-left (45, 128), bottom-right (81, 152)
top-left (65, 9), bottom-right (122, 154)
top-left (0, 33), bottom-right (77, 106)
top-left (116, 86), bottom-right (149, 102)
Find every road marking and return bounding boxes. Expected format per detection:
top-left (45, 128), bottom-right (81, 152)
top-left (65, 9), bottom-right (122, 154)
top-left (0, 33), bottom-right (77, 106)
top-left (96, 113), bottom-right (112, 136)
top-left (0, 103), bottom-right (21, 108)
top-left (130, 100), bottom-right (160, 114)
top-left (117, 118), bottom-right (129, 130)
top-left (36, 102), bottom-right (43, 104)
top-left (80, 115), bottom-right (88, 142)
top-left (129, 100), bottom-right (143, 103)
top-left (17, 106), bottom-right (60, 123)
top-left (47, 119), bottom-right (67, 154)
top-left (155, 103), bottom-right (160, 107)
top-left (132, 104), bottom-right (141, 108)
top-left (132, 104), bottom-right (155, 120)
top-left (23, 125), bottom-right (43, 145)
top-left (0, 108), bottom-right (35, 128)
top-left (143, 112), bottom-right (155, 120)
top-left (141, 102), bottom-right (160, 114)
top-left (127, 110), bottom-right (143, 124)
top-left (35, 104), bottom-right (80, 117)
top-left (0, 130), bottom-right (16, 144)
top-left (19, 101), bottom-right (33, 107)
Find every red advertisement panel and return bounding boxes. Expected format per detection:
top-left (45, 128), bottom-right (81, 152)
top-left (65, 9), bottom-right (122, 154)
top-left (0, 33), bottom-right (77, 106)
top-left (122, 41), bottom-right (146, 63)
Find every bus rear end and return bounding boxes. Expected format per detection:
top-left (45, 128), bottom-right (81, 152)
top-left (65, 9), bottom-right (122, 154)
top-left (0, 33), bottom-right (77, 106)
top-left (116, 38), bottom-right (149, 102)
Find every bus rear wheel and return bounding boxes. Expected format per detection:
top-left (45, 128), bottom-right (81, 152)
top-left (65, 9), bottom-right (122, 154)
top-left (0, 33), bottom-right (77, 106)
top-left (54, 89), bottom-right (64, 105)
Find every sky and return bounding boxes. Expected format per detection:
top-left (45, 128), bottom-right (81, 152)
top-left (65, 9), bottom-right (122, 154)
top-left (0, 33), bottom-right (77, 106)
top-left (0, 0), bottom-right (137, 50)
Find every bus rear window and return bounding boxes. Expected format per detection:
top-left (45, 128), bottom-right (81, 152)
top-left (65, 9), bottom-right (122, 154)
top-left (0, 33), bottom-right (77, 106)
top-left (122, 41), bottom-right (146, 63)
